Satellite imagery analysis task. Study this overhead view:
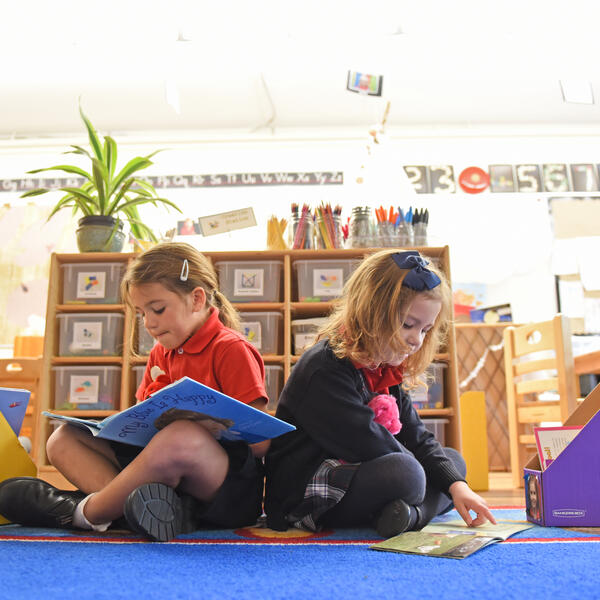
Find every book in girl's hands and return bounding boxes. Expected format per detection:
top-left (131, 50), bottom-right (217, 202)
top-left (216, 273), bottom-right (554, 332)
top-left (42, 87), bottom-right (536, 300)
top-left (370, 520), bottom-right (533, 559)
top-left (0, 387), bottom-right (31, 437)
top-left (43, 376), bottom-right (295, 447)
top-left (533, 425), bottom-right (583, 470)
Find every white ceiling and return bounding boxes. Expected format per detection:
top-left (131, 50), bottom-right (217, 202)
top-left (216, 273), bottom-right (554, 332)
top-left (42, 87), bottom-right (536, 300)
top-left (3, 0), bottom-right (600, 138)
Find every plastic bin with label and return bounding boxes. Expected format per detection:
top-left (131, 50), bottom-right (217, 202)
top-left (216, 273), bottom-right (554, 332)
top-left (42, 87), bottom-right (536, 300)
top-left (422, 418), bottom-right (448, 445)
top-left (132, 365), bottom-right (147, 394)
top-left (214, 260), bottom-right (283, 302)
top-left (57, 312), bottom-right (124, 356)
top-left (239, 312), bottom-right (282, 354)
top-left (293, 259), bottom-right (358, 301)
top-left (291, 317), bottom-right (327, 354)
top-left (52, 365), bottom-right (121, 410)
top-left (265, 365), bottom-right (284, 412)
top-left (61, 262), bottom-right (124, 304)
top-left (137, 315), bottom-right (156, 355)
top-left (411, 362), bottom-right (447, 409)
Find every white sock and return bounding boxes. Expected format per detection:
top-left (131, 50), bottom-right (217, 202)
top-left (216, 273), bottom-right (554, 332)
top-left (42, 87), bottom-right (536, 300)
top-left (72, 494), bottom-right (111, 532)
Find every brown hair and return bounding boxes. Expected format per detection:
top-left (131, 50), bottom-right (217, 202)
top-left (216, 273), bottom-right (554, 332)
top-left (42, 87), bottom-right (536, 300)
top-left (318, 249), bottom-right (452, 384)
top-left (121, 242), bottom-right (241, 334)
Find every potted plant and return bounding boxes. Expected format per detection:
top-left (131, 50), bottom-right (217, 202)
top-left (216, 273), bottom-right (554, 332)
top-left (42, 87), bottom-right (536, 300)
top-left (21, 104), bottom-right (181, 252)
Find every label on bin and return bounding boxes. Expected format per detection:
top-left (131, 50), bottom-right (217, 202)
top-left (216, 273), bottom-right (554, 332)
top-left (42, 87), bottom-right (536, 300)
top-left (72, 322), bottom-right (103, 350)
top-left (234, 268), bottom-right (264, 296)
top-left (69, 375), bottom-right (100, 404)
top-left (295, 333), bottom-right (317, 353)
top-left (411, 385), bottom-right (428, 408)
top-left (76, 272), bottom-right (107, 299)
top-left (242, 321), bottom-right (262, 350)
top-left (313, 268), bottom-right (344, 298)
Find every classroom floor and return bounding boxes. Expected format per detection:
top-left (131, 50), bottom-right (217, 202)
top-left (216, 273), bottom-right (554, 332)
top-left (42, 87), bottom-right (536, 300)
top-left (481, 472), bottom-right (524, 506)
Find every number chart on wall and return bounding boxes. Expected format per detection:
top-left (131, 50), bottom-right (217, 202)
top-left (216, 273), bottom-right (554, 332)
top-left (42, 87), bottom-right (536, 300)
top-left (403, 163), bottom-right (600, 194)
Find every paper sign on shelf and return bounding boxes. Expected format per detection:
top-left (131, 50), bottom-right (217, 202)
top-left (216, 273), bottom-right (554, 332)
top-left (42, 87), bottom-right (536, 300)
top-left (198, 208), bottom-right (257, 237)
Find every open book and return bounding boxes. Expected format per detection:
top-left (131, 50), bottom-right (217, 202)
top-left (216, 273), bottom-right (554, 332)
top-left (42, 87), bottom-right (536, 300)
top-left (43, 376), bottom-right (295, 447)
top-left (533, 425), bottom-right (583, 470)
top-left (0, 387), bottom-right (31, 437)
top-left (370, 520), bottom-right (533, 559)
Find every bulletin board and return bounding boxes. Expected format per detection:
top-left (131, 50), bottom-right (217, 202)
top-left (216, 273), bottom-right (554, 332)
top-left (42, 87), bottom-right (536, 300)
top-left (550, 197), bottom-right (600, 334)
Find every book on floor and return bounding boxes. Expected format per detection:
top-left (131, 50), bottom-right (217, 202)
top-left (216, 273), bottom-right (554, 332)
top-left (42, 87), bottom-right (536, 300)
top-left (370, 520), bottom-right (533, 559)
top-left (43, 376), bottom-right (295, 447)
top-left (533, 425), bottom-right (583, 470)
top-left (0, 387), bottom-right (31, 437)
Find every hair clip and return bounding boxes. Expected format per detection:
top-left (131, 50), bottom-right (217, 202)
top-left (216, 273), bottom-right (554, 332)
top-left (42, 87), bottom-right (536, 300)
top-left (391, 251), bottom-right (441, 291)
top-left (180, 259), bottom-right (189, 282)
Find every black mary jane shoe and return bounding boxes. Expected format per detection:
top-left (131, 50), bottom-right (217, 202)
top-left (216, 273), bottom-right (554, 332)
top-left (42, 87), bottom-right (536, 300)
top-left (375, 498), bottom-right (413, 538)
top-left (0, 477), bottom-right (86, 528)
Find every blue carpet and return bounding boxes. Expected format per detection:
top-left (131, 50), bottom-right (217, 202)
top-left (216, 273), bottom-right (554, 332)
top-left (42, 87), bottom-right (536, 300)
top-left (1, 508), bottom-right (598, 600)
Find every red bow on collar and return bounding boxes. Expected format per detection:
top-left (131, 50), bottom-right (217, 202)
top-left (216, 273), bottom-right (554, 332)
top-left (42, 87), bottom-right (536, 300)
top-left (354, 363), bottom-right (404, 394)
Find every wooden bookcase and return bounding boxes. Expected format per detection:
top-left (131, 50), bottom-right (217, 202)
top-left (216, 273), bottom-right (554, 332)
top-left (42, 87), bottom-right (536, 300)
top-left (35, 247), bottom-right (461, 481)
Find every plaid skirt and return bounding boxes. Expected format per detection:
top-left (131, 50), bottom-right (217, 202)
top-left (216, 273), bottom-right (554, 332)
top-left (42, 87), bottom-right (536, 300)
top-left (286, 459), bottom-right (359, 532)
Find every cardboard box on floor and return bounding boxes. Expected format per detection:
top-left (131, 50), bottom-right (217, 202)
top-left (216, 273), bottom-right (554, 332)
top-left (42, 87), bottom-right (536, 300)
top-left (524, 382), bottom-right (600, 527)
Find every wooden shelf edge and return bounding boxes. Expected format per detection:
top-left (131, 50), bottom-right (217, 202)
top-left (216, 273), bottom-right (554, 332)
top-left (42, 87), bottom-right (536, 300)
top-left (56, 304), bottom-right (125, 313)
top-left (45, 410), bottom-right (117, 417)
top-left (51, 357), bottom-right (124, 365)
top-left (418, 408), bottom-right (454, 417)
top-left (233, 302), bottom-right (285, 311)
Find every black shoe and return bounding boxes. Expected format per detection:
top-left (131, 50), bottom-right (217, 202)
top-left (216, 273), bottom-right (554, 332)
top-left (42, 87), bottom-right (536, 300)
top-left (375, 498), bottom-right (413, 538)
top-left (0, 477), bottom-right (86, 528)
top-left (123, 483), bottom-right (184, 542)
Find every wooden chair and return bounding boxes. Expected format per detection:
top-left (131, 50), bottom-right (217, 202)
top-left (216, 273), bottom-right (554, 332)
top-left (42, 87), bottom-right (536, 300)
top-left (503, 315), bottom-right (577, 488)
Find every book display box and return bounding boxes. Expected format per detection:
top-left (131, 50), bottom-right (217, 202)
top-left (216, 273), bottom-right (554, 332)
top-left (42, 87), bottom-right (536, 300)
top-left (34, 248), bottom-right (461, 485)
top-left (524, 382), bottom-right (600, 527)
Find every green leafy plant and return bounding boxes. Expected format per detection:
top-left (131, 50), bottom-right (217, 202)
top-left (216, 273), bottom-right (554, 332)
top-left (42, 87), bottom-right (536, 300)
top-left (21, 104), bottom-right (181, 241)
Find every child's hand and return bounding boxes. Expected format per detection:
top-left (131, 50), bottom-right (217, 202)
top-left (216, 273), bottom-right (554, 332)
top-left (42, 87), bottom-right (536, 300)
top-left (448, 481), bottom-right (496, 527)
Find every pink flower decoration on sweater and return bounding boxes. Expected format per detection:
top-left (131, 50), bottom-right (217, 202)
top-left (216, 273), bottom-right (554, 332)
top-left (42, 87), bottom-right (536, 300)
top-left (368, 394), bottom-right (402, 435)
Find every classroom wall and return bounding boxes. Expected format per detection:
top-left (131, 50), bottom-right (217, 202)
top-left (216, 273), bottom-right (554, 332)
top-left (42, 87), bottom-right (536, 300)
top-left (1, 124), bottom-right (599, 335)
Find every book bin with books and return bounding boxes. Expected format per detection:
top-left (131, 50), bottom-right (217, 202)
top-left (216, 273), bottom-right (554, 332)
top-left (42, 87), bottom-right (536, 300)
top-left (34, 248), bottom-right (461, 485)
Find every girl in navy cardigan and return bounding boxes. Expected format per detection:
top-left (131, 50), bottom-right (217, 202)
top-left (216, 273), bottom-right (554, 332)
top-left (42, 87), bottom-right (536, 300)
top-left (265, 249), bottom-right (495, 536)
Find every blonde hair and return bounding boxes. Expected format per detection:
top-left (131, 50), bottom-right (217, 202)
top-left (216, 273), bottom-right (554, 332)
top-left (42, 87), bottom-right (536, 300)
top-left (121, 242), bottom-right (241, 332)
top-left (319, 249), bottom-right (452, 383)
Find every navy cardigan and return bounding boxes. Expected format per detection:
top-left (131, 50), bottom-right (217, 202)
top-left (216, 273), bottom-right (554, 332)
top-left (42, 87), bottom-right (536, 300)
top-left (264, 339), bottom-right (464, 531)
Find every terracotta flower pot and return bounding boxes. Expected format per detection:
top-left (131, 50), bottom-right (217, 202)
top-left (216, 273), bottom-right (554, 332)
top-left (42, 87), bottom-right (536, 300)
top-left (76, 215), bottom-right (126, 252)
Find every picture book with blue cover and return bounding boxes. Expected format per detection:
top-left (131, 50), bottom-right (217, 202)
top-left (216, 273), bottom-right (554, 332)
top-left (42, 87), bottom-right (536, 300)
top-left (0, 387), bottom-right (31, 437)
top-left (43, 376), bottom-right (294, 447)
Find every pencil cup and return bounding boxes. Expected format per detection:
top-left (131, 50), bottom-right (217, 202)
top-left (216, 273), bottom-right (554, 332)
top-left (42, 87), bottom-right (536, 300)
top-left (413, 223), bottom-right (427, 247)
top-left (315, 214), bottom-right (342, 249)
top-left (289, 214), bottom-right (314, 249)
top-left (395, 222), bottom-right (413, 247)
top-left (349, 207), bottom-right (372, 248)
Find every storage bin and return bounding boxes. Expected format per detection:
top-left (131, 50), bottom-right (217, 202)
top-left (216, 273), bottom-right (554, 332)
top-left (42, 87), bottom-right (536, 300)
top-left (293, 259), bottom-right (358, 301)
top-left (137, 315), bottom-right (156, 355)
top-left (132, 365), bottom-right (147, 393)
top-left (61, 262), bottom-right (124, 304)
top-left (57, 313), bottom-right (124, 356)
top-left (52, 365), bottom-right (121, 410)
top-left (265, 365), bottom-right (283, 412)
top-left (422, 418), bottom-right (448, 445)
top-left (214, 260), bottom-right (283, 302)
top-left (291, 317), bottom-right (328, 354)
top-left (411, 362), bottom-right (447, 409)
top-left (239, 312), bottom-right (282, 354)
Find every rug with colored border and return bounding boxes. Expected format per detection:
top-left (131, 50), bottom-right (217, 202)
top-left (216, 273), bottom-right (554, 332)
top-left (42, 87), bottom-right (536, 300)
top-left (1, 507), bottom-right (599, 545)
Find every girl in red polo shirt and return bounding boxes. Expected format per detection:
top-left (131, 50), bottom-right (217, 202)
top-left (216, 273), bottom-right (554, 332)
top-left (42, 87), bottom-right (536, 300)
top-left (0, 243), bottom-right (268, 541)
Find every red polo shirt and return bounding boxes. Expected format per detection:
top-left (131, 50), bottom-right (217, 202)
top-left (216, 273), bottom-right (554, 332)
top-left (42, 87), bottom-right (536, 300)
top-left (136, 307), bottom-right (266, 405)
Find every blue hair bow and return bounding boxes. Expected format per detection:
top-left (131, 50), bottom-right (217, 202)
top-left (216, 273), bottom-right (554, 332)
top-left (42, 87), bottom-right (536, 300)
top-left (391, 251), bottom-right (441, 291)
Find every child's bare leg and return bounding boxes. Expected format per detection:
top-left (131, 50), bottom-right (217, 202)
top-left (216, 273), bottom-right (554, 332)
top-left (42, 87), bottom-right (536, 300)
top-left (83, 420), bottom-right (228, 524)
top-left (46, 425), bottom-right (122, 493)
